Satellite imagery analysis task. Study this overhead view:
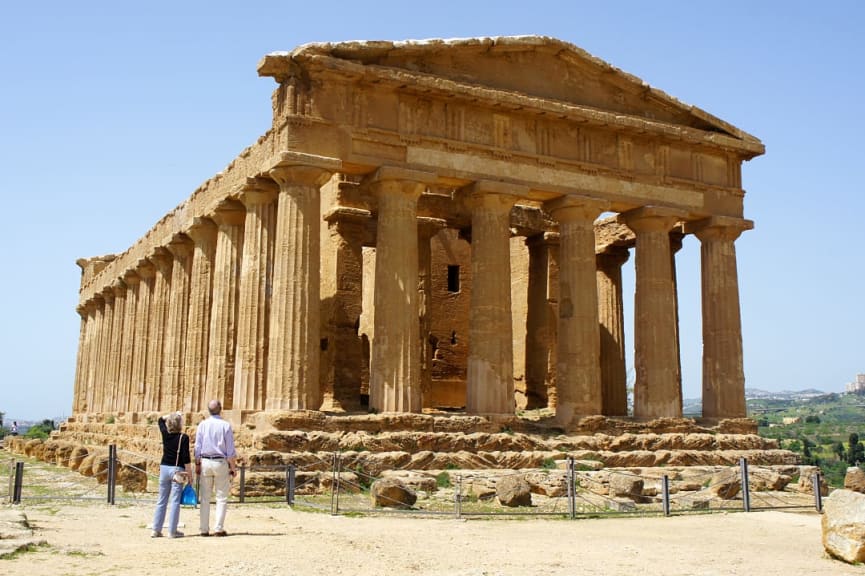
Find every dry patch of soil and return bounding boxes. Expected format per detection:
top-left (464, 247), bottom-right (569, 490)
top-left (0, 500), bottom-right (858, 576)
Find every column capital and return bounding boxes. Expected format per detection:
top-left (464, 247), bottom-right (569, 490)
top-left (544, 195), bottom-right (608, 223)
top-left (148, 247), bottom-right (174, 275)
top-left (269, 152), bottom-right (341, 189)
top-left (367, 166), bottom-right (436, 199)
top-left (186, 217), bottom-right (218, 245)
top-left (85, 300), bottom-right (98, 314)
top-left (685, 216), bottom-right (754, 242)
top-left (76, 303), bottom-right (87, 317)
top-left (211, 200), bottom-right (246, 227)
top-left (122, 270), bottom-right (141, 286)
top-left (136, 258), bottom-right (156, 280)
top-left (101, 287), bottom-right (115, 303)
top-left (111, 280), bottom-right (127, 298)
top-left (236, 177), bottom-right (279, 207)
top-left (166, 234), bottom-right (194, 258)
top-left (618, 205), bottom-right (686, 233)
top-left (469, 180), bottom-right (528, 208)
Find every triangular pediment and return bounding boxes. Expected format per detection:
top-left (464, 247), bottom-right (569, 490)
top-left (261, 36), bottom-right (761, 150)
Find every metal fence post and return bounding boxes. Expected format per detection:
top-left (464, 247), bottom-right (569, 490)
top-left (812, 472), bottom-right (823, 513)
top-left (456, 475), bottom-right (462, 519)
top-left (8, 462), bottom-right (15, 503)
top-left (662, 475), bottom-right (671, 517)
top-left (739, 458), bottom-right (751, 512)
top-left (238, 464), bottom-right (246, 503)
top-left (12, 461), bottom-right (24, 504)
top-left (567, 457), bottom-right (576, 520)
top-left (331, 452), bottom-right (340, 515)
top-left (287, 463), bottom-right (296, 506)
top-left (107, 444), bottom-right (117, 505)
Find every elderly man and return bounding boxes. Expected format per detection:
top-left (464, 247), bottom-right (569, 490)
top-left (194, 400), bottom-right (237, 537)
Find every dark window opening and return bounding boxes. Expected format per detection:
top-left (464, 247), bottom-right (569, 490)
top-left (447, 265), bottom-right (460, 293)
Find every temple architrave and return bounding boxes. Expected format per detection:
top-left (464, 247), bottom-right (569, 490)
top-left (72, 37), bottom-right (763, 430)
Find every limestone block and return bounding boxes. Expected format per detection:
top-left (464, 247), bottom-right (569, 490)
top-left (749, 469), bottom-right (790, 492)
top-left (609, 472), bottom-right (644, 501)
top-left (41, 441), bottom-right (59, 463)
top-left (118, 460), bottom-right (147, 492)
top-left (380, 470), bottom-right (437, 493)
top-left (792, 466), bottom-right (830, 496)
top-left (709, 471), bottom-right (741, 499)
top-left (370, 477), bottom-right (417, 509)
top-left (319, 472), bottom-right (362, 494)
top-left (54, 442), bottom-right (74, 467)
top-left (23, 439), bottom-right (43, 457)
top-left (524, 471), bottom-right (567, 497)
top-left (469, 479), bottom-right (497, 500)
top-left (496, 474), bottom-right (532, 507)
top-left (844, 467), bottom-right (865, 494)
top-left (681, 434), bottom-right (717, 450)
top-left (79, 453), bottom-right (97, 477)
top-left (717, 418), bottom-right (758, 434)
top-left (69, 446), bottom-right (89, 471)
top-left (89, 454), bottom-right (111, 484)
top-left (0, 510), bottom-right (45, 559)
top-left (822, 489), bottom-right (865, 564)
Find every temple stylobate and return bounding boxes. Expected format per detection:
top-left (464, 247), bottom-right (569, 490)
top-left (72, 37), bottom-right (763, 428)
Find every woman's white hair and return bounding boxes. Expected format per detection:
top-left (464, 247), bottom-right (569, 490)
top-left (165, 412), bottom-right (183, 433)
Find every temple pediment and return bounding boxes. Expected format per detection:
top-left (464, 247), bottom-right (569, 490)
top-left (259, 36), bottom-right (762, 156)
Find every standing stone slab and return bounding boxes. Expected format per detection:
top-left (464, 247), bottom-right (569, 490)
top-left (823, 489), bottom-right (865, 564)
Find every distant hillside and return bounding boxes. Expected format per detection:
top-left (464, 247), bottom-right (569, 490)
top-left (745, 387), bottom-right (829, 401)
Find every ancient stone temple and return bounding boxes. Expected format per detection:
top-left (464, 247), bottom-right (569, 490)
top-left (72, 36), bottom-right (763, 429)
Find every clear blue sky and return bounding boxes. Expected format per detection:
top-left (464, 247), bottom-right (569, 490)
top-left (1, 1), bottom-right (862, 421)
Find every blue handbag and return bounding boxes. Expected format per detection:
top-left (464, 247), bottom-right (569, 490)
top-left (181, 483), bottom-right (198, 506)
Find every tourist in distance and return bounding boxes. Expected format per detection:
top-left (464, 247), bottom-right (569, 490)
top-left (10, 421), bottom-right (17, 435)
top-left (195, 399), bottom-right (238, 537)
top-left (151, 411), bottom-right (193, 538)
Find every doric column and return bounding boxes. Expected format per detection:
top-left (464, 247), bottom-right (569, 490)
top-left (689, 216), bottom-right (752, 419)
top-left (546, 196), bottom-right (606, 425)
top-left (418, 217), bottom-right (446, 406)
top-left (107, 282), bottom-right (127, 413)
top-left (117, 271), bottom-right (139, 412)
top-left (205, 201), bottom-right (245, 409)
top-left (368, 167), bottom-right (436, 413)
top-left (266, 154), bottom-right (340, 411)
top-left (596, 246), bottom-right (630, 416)
top-left (322, 206), bottom-right (369, 412)
top-left (81, 300), bottom-right (98, 413)
top-left (72, 305), bottom-right (88, 414)
top-left (620, 206), bottom-right (684, 418)
top-left (467, 181), bottom-right (523, 416)
top-left (233, 178), bottom-right (279, 412)
top-left (85, 296), bottom-right (105, 415)
top-left (95, 287), bottom-right (116, 413)
top-left (145, 249), bottom-right (172, 411)
top-left (183, 218), bottom-right (218, 413)
top-left (131, 260), bottom-right (155, 412)
top-left (524, 232), bottom-right (559, 410)
top-left (162, 235), bottom-right (193, 411)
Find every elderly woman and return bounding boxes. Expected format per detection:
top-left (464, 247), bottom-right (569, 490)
top-left (151, 412), bottom-right (193, 538)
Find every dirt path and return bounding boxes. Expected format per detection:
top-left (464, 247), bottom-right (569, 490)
top-left (0, 499), bottom-right (856, 576)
